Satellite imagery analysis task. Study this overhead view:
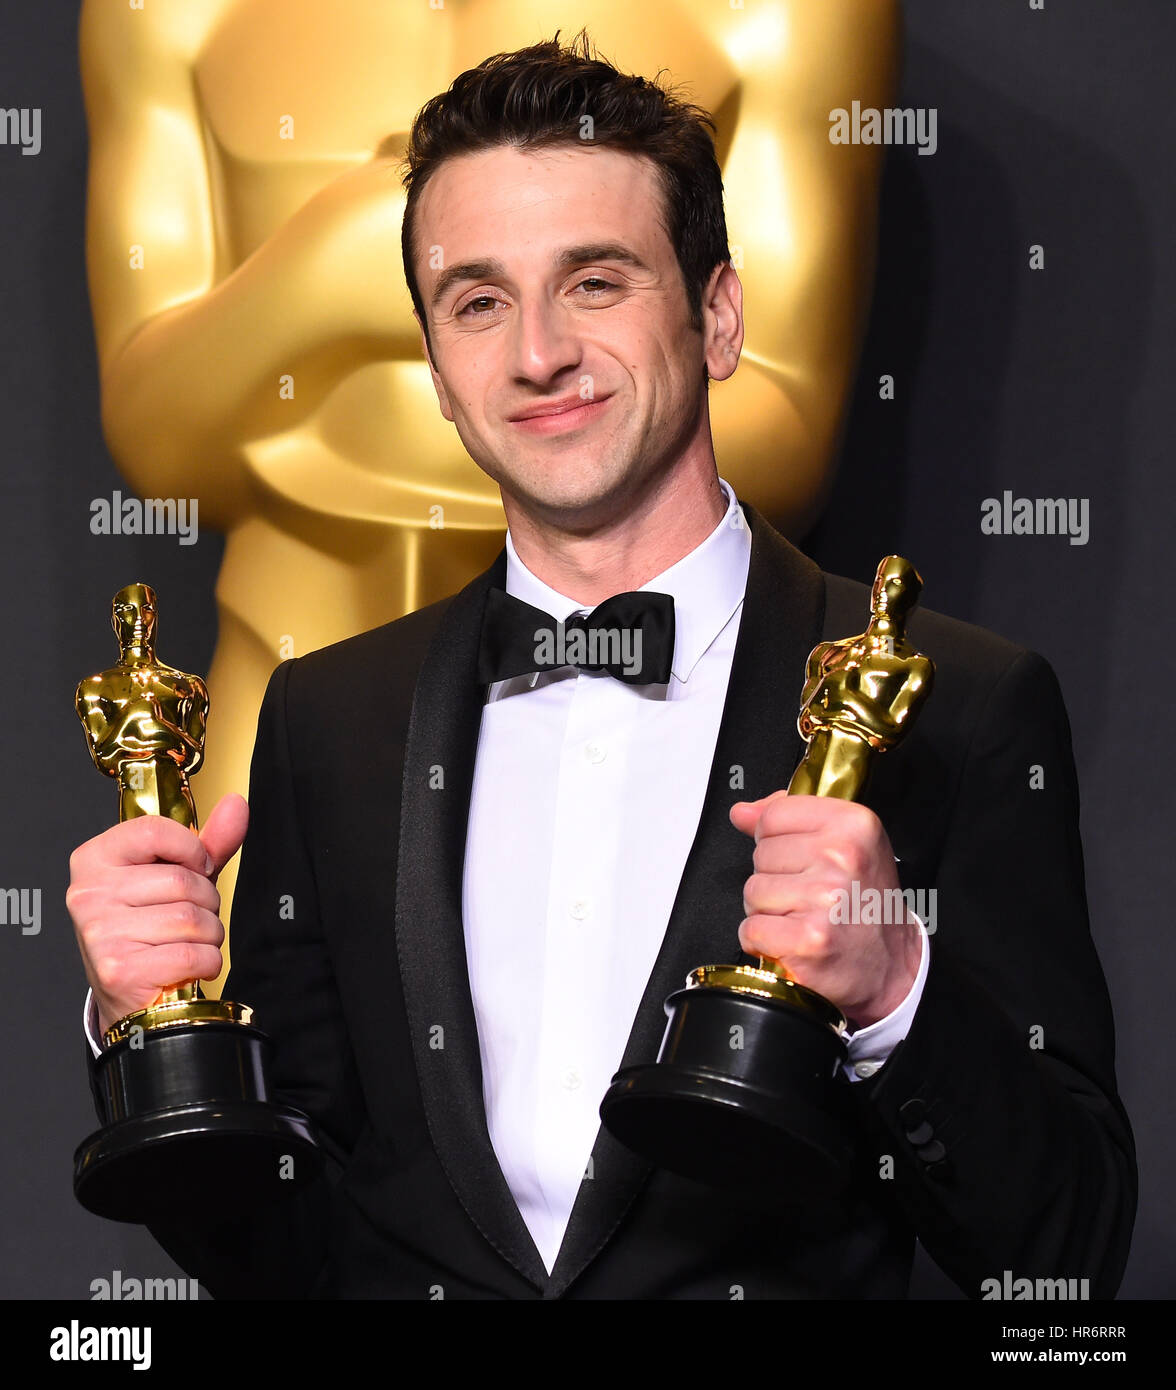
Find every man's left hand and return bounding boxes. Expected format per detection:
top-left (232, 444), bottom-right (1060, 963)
top-left (730, 791), bottom-right (921, 1029)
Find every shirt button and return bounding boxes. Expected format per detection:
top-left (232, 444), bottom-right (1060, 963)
top-left (854, 1060), bottom-right (881, 1078)
top-left (584, 741), bottom-right (607, 764)
top-left (570, 898), bottom-right (591, 920)
top-left (561, 1068), bottom-right (581, 1091)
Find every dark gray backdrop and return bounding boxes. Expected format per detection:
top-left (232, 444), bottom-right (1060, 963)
top-left (1, 1), bottom-right (1170, 1299)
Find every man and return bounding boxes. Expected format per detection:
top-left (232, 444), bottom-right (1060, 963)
top-left (68, 35), bottom-right (1136, 1299)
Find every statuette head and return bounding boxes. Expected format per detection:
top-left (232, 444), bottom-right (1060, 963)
top-left (870, 556), bottom-right (922, 625)
top-left (111, 582), bottom-right (158, 652)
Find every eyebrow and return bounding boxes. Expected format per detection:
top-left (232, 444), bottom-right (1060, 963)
top-left (429, 242), bottom-right (651, 310)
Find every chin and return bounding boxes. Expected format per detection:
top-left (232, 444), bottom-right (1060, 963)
top-left (523, 470), bottom-right (645, 528)
top-left (488, 448), bottom-right (635, 517)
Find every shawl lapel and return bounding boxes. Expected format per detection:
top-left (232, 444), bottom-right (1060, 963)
top-left (393, 546), bottom-right (551, 1289)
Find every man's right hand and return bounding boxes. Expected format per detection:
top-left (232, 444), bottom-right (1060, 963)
top-left (66, 793), bottom-right (249, 1039)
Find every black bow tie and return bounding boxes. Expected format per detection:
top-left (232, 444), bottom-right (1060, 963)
top-left (477, 587), bottom-right (676, 686)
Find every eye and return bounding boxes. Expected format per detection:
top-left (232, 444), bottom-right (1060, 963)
top-left (575, 277), bottom-right (618, 294)
top-left (457, 294), bottom-right (502, 318)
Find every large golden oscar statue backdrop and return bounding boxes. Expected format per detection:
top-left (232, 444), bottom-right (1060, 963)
top-left (79, 0), bottom-right (899, 982)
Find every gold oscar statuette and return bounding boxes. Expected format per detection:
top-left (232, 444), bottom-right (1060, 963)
top-left (72, 583), bottom-right (322, 1222)
top-left (601, 557), bottom-right (935, 1196)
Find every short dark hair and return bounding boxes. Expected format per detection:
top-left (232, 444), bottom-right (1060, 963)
top-left (399, 28), bottom-right (730, 366)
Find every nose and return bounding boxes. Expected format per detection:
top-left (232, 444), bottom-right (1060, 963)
top-left (507, 291), bottom-right (582, 387)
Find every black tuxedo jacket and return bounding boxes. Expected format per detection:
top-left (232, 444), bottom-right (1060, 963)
top-left (105, 504), bottom-right (1135, 1298)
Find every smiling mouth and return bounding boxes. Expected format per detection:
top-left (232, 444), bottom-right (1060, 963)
top-left (508, 394), bottom-right (614, 434)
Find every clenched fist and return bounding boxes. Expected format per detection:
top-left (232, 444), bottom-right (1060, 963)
top-left (66, 793), bottom-right (249, 1038)
top-left (730, 790), bottom-right (920, 1029)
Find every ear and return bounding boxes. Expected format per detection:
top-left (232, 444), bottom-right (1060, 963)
top-left (701, 260), bottom-right (744, 384)
top-left (415, 310), bottom-right (454, 422)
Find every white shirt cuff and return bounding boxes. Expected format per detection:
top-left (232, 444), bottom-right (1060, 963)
top-left (83, 988), bottom-right (103, 1058)
top-left (842, 914), bottom-right (930, 1082)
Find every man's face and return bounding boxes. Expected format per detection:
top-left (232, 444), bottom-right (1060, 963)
top-left (413, 143), bottom-right (739, 530)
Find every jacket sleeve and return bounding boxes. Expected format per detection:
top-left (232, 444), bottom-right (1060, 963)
top-left (86, 657), bottom-right (362, 1297)
top-left (847, 648), bottom-right (1137, 1298)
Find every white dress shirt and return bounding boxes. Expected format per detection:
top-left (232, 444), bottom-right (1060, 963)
top-left (84, 476), bottom-right (928, 1274)
top-left (459, 477), bottom-right (928, 1272)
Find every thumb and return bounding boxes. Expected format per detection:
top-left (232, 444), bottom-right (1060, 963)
top-left (198, 792), bottom-right (249, 882)
top-left (729, 788), bottom-right (788, 837)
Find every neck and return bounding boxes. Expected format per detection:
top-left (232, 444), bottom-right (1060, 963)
top-left (503, 454), bottom-right (728, 606)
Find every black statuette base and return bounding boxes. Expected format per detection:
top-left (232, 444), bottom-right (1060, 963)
top-left (601, 984), bottom-right (855, 1198)
top-left (76, 1021), bottom-right (323, 1223)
